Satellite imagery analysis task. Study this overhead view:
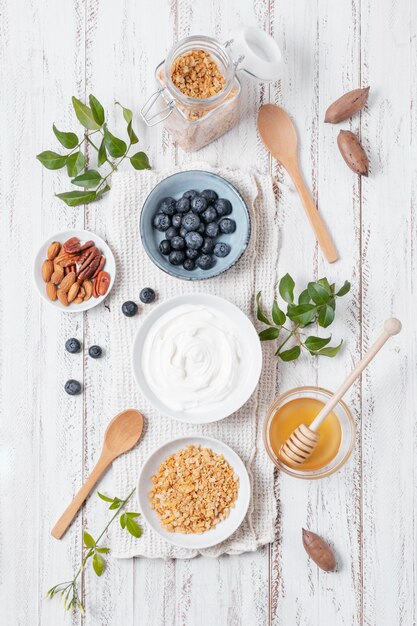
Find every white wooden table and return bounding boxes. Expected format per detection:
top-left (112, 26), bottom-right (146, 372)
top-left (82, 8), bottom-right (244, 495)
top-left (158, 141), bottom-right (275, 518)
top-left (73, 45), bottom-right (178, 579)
top-left (1, 0), bottom-right (415, 624)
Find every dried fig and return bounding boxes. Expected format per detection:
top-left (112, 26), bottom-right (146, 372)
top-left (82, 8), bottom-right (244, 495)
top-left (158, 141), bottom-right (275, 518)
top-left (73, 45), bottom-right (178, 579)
top-left (325, 87), bottom-right (369, 123)
top-left (302, 529), bottom-right (336, 572)
top-left (337, 130), bottom-right (369, 176)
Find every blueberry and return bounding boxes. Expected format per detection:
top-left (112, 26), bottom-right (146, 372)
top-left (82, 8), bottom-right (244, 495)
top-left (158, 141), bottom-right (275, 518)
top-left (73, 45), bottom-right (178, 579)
top-left (65, 338), bottom-right (81, 354)
top-left (219, 218), bottom-right (236, 234)
top-left (191, 195), bottom-right (208, 214)
top-left (186, 248), bottom-right (199, 260)
top-left (197, 223), bottom-right (206, 235)
top-left (159, 197), bottom-right (177, 216)
top-left (122, 301), bottom-right (138, 317)
top-left (65, 379), bottom-right (82, 395)
top-left (171, 236), bottom-right (185, 250)
top-left (183, 189), bottom-right (198, 199)
top-left (169, 250), bottom-right (185, 265)
top-left (153, 213), bottom-right (171, 232)
top-left (205, 222), bottom-right (219, 238)
top-left (214, 242), bottom-right (231, 258)
top-left (215, 198), bottom-right (233, 217)
top-left (179, 226), bottom-right (188, 238)
top-left (202, 206), bottom-right (218, 223)
top-left (176, 197), bottom-right (190, 213)
top-left (185, 231), bottom-right (204, 250)
top-left (140, 287), bottom-right (156, 304)
top-left (183, 258), bottom-right (195, 271)
top-left (89, 345), bottom-right (102, 359)
top-left (201, 189), bottom-right (218, 203)
top-left (171, 214), bottom-right (182, 229)
top-left (201, 237), bottom-right (215, 254)
top-left (182, 212), bottom-right (201, 232)
top-left (165, 226), bottom-right (178, 241)
top-left (159, 240), bottom-right (171, 255)
top-left (196, 254), bottom-right (215, 270)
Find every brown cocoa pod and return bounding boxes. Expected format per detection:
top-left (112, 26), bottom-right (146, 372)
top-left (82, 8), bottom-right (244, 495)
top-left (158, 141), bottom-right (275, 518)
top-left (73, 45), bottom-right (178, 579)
top-left (325, 87), bottom-right (370, 123)
top-left (337, 130), bottom-right (369, 176)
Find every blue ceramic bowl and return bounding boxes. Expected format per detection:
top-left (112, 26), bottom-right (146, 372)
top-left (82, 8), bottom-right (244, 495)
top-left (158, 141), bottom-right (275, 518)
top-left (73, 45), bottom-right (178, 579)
top-left (139, 170), bottom-right (251, 281)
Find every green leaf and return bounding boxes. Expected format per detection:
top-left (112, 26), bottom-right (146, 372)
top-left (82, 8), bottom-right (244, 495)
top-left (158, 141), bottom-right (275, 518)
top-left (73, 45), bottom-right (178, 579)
top-left (97, 492), bottom-right (114, 503)
top-left (126, 517), bottom-right (142, 538)
top-left (103, 124), bottom-right (127, 158)
top-left (304, 335), bottom-right (332, 352)
top-left (277, 345), bottom-right (301, 361)
top-left (125, 512), bottom-right (140, 518)
top-left (287, 303), bottom-right (317, 326)
top-left (272, 300), bottom-right (286, 326)
top-left (127, 120), bottom-right (139, 144)
top-left (36, 150), bottom-right (67, 170)
top-left (83, 531), bottom-right (96, 548)
top-left (130, 151), bottom-right (151, 170)
top-left (89, 94), bottom-right (105, 125)
top-left (120, 513), bottom-right (127, 529)
top-left (298, 289), bottom-right (311, 305)
top-left (336, 280), bottom-right (351, 297)
top-left (278, 273), bottom-right (295, 304)
top-left (307, 282), bottom-right (330, 305)
top-left (317, 304), bottom-right (335, 328)
top-left (96, 547), bottom-right (110, 554)
top-left (72, 96), bottom-right (100, 130)
top-left (259, 327), bottom-right (280, 341)
top-left (66, 151), bottom-right (85, 177)
top-left (317, 277), bottom-right (332, 293)
top-left (314, 340), bottom-right (343, 357)
top-left (56, 190), bottom-right (97, 207)
top-left (96, 184), bottom-right (110, 200)
top-left (92, 553), bottom-right (105, 577)
top-left (109, 497), bottom-right (122, 510)
top-left (115, 101), bottom-right (133, 123)
top-left (71, 169), bottom-right (102, 189)
top-left (52, 124), bottom-right (79, 149)
top-left (256, 292), bottom-right (271, 325)
top-left (97, 138), bottom-right (107, 166)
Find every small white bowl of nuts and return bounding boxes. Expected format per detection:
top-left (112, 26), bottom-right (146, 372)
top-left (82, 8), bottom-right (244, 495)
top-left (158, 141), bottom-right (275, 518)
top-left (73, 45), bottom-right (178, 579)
top-left (33, 229), bottom-right (115, 312)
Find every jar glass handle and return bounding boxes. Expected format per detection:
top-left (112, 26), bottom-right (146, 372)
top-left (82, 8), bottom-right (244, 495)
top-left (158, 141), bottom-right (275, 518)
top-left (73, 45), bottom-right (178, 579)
top-left (141, 88), bottom-right (174, 127)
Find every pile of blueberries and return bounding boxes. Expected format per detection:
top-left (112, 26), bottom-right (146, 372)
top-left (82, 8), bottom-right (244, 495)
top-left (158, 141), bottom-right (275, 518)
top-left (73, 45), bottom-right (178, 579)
top-left (152, 189), bottom-right (236, 271)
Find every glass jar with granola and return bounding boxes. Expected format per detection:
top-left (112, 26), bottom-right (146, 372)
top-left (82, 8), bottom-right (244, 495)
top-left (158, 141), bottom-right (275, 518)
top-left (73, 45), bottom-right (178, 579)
top-left (141, 28), bottom-right (282, 152)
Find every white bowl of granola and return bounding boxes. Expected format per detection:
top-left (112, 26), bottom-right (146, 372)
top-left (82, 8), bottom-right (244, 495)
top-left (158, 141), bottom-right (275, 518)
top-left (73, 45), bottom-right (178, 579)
top-left (137, 436), bottom-right (251, 549)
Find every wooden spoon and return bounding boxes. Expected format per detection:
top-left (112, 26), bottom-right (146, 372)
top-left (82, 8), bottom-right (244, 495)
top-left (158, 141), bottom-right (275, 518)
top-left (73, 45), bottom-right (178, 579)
top-left (280, 318), bottom-right (402, 466)
top-left (258, 104), bottom-right (339, 263)
top-left (51, 409), bottom-right (144, 539)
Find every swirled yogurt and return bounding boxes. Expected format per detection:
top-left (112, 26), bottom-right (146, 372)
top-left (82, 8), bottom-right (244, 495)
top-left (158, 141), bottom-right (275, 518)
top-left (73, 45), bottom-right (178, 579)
top-left (141, 304), bottom-right (244, 413)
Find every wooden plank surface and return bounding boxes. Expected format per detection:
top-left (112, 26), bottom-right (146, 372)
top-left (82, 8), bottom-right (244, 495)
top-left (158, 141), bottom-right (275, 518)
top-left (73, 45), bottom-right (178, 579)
top-left (0, 0), bottom-right (415, 625)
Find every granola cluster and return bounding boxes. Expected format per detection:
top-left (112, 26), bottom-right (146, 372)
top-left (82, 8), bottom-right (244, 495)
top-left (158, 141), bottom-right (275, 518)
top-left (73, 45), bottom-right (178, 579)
top-left (170, 49), bottom-right (226, 99)
top-left (149, 445), bottom-right (239, 534)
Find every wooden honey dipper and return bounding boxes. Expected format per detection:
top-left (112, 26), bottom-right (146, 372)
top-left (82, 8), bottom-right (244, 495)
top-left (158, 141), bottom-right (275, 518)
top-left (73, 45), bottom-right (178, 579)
top-left (279, 318), bottom-right (402, 466)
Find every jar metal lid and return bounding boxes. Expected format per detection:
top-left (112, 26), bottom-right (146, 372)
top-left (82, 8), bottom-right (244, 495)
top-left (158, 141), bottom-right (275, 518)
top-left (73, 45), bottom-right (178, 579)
top-left (228, 26), bottom-right (282, 82)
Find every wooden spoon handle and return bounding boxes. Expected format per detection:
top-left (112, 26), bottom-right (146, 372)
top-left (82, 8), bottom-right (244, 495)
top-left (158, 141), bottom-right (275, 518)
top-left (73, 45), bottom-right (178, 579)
top-left (51, 452), bottom-right (112, 539)
top-left (289, 163), bottom-right (339, 264)
top-left (310, 318), bottom-right (402, 432)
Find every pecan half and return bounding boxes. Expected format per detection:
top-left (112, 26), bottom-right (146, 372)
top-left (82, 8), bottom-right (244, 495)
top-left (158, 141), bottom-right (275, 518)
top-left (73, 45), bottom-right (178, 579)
top-left (92, 255), bottom-right (106, 278)
top-left (95, 271), bottom-right (111, 296)
top-left (77, 255), bottom-right (101, 282)
top-left (77, 247), bottom-right (100, 273)
top-left (63, 237), bottom-right (95, 254)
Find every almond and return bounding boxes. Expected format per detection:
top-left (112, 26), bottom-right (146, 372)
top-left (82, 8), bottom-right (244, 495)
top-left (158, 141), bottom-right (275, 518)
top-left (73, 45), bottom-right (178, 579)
top-left (57, 289), bottom-right (69, 307)
top-left (47, 241), bottom-right (61, 261)
top-left (78, 286), bottom-right (86, 299)
top-left (46, 282), bottom-right (57, 301)
top-left (82, 280), bottom-right (92, 301)
top-left (73, 295), bottom-right (84, 304)
top-left (42, 259), bottom-right (54, 282)
top-left (67, 282), bottom-right (80, 303)
top-left (60, 272), bottom-right (76, 293)
top-left (51, 266), bottom-right (64, 285)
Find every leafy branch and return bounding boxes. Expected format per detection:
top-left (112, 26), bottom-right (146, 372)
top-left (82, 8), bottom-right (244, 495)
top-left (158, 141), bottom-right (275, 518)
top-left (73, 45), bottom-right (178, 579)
top-left (46, 488), bottom-right (141, 614)
top-left (37, 95), bottom-right (151, 207)
top-left (257, 273), bottom-right (351, 361)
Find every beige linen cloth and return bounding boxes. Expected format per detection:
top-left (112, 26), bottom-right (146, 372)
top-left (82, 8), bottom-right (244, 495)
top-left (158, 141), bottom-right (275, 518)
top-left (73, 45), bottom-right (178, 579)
top-left (106, 163), bottom-right (279, 558)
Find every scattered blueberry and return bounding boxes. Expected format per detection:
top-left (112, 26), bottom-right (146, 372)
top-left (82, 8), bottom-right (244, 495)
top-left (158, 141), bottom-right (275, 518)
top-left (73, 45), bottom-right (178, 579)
top-left (65, 338), bottom-right (81, 354)
top-left (191, 195), bottom-right (208, 214)
top-left (122, 301), bottom-right (138, 317)
top-left (182, 212), bottom-right (201, 232)
top-left (186, 248), bottom-right (199, 260)
top-left (176, 197), bottom-right (190, 213)
top-left (153, 213), bottom-right (171, 231)
top-left (171, 236), bottom-right (186, 250)
top-left (183, 189), bottom-right (198, 199)
top-left (185, 231), bottom-right (204, 250)
top-left (165, 226), bottom-right (178, 241)
top-left (201, 237), bottom-right (215, 254)
top-left (214, 242), bottom-right (231, 258)
top-left (202, 206), bottom-right (218, 223)
top-left (89, 345), bottom-right (102, 359)
top-left (159, 197), bottom-right (177, 216)
top-left (169, 250), bottom-right (185, 265)
top-left (140, 287), bottom-right (156, 304)
top-left (196, 254), bottom-right (215, 270)
top-left (219, 217), bottom-right (236, 234)
top-left (179, 226), bottom-right (188, 238)
top-left (215, 198), bottom-right (232, 217)
top-left (65, 379), bottom-right (82, 396)
top-left (159, 240), bottom-right (171, 255)
top-left (205, 222), bottom-right (219, 238)
top-left (172, 214), bottom-right (182, 229)
top-left (183, 258), bottom-right (195, 271)
top-left (201, 189), bottom-right (218, 203)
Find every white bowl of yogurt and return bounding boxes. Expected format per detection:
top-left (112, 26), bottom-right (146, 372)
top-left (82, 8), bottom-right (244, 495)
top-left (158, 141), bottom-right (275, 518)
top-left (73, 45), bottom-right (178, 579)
top-left (132, 293), bottom-right (262, 423)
